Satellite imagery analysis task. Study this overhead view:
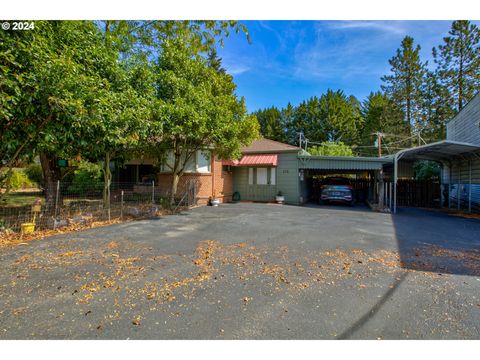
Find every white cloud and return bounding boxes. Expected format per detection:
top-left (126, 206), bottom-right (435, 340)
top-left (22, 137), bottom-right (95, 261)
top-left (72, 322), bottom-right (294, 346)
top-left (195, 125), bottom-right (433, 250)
top-left (225, 63), bottom-right (250, 75)
top-left (326, 20), bottom-right (407, 35)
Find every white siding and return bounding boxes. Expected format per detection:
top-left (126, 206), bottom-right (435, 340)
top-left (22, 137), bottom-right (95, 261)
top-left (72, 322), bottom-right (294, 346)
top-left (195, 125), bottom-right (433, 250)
top-left (447, 93), bottom-right (480, 145)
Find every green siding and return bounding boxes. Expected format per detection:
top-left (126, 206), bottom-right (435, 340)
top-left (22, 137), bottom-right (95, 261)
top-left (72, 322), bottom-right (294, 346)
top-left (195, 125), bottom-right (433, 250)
top-left (276, 152), bottom-right (301, 204)
top-left (232, 166), bottom-right (277, 202)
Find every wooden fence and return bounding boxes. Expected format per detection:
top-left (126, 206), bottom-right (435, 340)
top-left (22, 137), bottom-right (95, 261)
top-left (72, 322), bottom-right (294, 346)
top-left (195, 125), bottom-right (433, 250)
top-left (395, 179), bottom-right (441, 208)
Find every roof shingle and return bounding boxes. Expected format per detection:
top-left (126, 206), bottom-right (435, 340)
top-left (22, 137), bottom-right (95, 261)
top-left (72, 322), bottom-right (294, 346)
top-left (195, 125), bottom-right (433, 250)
top-left (240, 138), bottom-right (300, 154)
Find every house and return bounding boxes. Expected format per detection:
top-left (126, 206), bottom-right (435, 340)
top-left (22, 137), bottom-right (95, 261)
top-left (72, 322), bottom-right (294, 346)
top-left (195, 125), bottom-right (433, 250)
top-left (225, 138), bottom-right (302, 203)
top-left (116, 150), bottom-right (233, 205)
top-left (115, 138), bottom-right (302, 205)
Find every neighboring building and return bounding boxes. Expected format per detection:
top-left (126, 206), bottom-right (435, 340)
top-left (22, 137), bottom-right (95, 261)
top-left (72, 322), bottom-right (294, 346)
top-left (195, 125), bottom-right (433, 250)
top-left (391, 92), bottom-right (480, 213)
top-left (444, 93), bottom-right (480, 211)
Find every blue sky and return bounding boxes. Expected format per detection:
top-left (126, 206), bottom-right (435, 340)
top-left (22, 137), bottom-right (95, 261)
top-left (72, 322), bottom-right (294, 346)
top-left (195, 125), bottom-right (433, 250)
top-left (217, 20), bottom-right (479, 113)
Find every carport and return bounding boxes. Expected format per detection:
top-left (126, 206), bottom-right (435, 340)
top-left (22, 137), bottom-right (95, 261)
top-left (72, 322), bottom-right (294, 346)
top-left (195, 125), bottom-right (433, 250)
top-left (392, 140), bottom-right (480, 214)
top-left (298, 156), bottom-right (393, 204)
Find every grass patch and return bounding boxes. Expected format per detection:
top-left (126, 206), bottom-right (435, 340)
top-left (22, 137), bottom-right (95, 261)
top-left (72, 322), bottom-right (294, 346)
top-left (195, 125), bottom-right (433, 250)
top-left (0, 191), bottom-right (43, 208)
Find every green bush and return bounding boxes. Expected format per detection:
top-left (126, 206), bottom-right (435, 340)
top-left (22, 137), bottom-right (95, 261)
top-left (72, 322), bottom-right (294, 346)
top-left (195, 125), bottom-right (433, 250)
top-left (8, 169), bottom-right (35, 190)
top-left (24, 164), bottom-right (44, 188)
top-left (68, 161), bottom-right (104, 195)
top-left (413, 160), bottom-right (441, 180)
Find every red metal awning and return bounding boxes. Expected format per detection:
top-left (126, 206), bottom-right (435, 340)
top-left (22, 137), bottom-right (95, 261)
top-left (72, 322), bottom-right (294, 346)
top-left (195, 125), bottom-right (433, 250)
top-left (222, 154), bottom-right (278, 167)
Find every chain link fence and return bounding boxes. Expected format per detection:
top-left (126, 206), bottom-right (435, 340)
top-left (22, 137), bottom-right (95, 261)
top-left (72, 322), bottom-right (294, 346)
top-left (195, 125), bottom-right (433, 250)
top-left (0, 180), bottom-right (199, 234)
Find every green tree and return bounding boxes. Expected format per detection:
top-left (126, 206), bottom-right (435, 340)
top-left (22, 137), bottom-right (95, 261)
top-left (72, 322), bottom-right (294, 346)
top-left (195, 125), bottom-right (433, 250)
top-left (433, 20), bottom-right (480, 112)
top-left (254, 106), bottom-right (286, 142)
top-left (147, 39), bottom-right (259, 203)
top-left (418, 71), bottom-right (455, 142)
top-left (207, 48), bottom-right (227, 74)
top-left (360, 91), bottom-right (411, 156)
top-left (1, 22), bottom-right (111, 209)
top-left (319, 90), bottom-right (363, 145)
top-left (307, 142), bottom-right (353, 156)
top-left (282, 102), bottom-right (297, 145)
top-left (381, 36), bottom-right (427, 132)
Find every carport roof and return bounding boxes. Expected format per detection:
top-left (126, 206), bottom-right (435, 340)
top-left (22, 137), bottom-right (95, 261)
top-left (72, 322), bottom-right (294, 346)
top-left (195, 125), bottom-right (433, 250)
top-left (394, 140), bottom-right (480, 162)
top-left (298, 155), bottom-right (392, 170)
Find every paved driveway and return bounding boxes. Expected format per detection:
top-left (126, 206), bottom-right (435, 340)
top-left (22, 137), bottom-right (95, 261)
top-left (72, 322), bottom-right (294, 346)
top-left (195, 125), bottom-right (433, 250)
top-left (0, 203), bottom-right (479, 339)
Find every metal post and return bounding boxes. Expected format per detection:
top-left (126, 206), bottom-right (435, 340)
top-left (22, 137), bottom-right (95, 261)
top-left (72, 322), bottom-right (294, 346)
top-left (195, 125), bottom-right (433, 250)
top-left (457, 182), bottom-right (460, 210)
top-left (468, 160), bottom-right (472, 213)
top-left (389, 182), bottom-right (392, 211)
top-left (393, 156), bottom-right (398, 214)
top-left (152, 180), bottom-right (155, 205)
top-left (53, 180), bottom-right (60, 230)
top-left (448, 163), bottom-right (452, 209)
top-left (121, 190), bottom-right (124, 220)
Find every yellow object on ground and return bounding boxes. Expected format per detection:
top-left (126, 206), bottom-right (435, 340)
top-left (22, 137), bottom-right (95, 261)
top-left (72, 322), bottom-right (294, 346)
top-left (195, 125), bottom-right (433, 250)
top-left (21, 223), bottom-right (35, 234)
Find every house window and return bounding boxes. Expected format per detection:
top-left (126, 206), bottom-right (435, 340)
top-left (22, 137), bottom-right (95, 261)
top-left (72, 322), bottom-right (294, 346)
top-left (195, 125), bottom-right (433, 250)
top-left (160, 150), bottom-right (211, 173)
top-left (184, 153), bottom-right (196, 173)
top-left (270, 168), bottom-right (276, 185)
top-left (197, 151), bottom-right (211, 173)
top-left (248, 168), bottom-right (254, 185)
top-left (256, 168), bottom-right (268, 185)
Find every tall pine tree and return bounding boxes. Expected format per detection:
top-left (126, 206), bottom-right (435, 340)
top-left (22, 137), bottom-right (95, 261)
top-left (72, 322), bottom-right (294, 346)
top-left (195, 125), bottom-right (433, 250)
top-left (381, 36), bottom-right (427, 133)
top-left (433, 20), bottom-right (480, 112)
top-left (360, 91), bottom-right (410, 156)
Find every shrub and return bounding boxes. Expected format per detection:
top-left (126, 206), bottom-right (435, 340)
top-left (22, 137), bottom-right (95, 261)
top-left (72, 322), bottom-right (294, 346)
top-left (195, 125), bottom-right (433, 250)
top-left (68, 161), bottom-right (104, 195)
top-left (7, 169), bottom-right (35, 190)
top-left (413, 161), bottom-right (441, 180)
top-left (24, 164), bottom-right (44, 188)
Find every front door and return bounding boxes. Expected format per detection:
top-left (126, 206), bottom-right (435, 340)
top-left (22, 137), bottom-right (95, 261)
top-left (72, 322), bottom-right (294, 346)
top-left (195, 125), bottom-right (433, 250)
top-left (246, 167), bottom-right (277, 201)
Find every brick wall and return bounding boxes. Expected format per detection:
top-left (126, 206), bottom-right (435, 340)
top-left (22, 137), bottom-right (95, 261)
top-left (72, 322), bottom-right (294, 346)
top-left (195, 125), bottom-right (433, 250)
top-left (141, 154), bottom-right (233, 205)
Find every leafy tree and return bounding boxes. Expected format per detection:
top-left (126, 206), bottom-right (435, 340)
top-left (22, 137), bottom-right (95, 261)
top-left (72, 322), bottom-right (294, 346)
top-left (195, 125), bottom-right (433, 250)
top-left (360, 91), bottom-right (411, 156)
top-left (381, 36), bottom-right (427, 132)
top-left (433, 20), bottom-right (480, 112)
top-left (318, 90), bottom-right (363, 145)
top-left (0, 21), bottom-right (150, 212)
top-left (307, 142), bottom-right (353, 156)
top-left (288, 96), bottom-right (324, 144)
top-left (276, 91), bottom-right (363, 148)
top-left (254, 106), bottom-right (287, 143)
top-left (413, 160), bottom-right (441, 180)
top-left (146, 39), bottom-right (259, 203)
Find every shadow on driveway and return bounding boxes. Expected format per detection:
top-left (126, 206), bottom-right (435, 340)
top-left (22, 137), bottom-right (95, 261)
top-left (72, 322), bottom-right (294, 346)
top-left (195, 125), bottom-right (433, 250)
top-left (392, 208), bottom-right (480, 276)
top-left (337, 271), bottom-right (409, 339)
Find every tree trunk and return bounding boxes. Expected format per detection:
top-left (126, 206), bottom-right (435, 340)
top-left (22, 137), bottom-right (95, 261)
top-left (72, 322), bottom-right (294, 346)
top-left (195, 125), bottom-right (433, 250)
top-left (170, 172), bottom-right (180, 205)
top-left (169, 147), bottom-right (184, 205)
top-left (103, 152), bottom-right (112, 220)
top-left (39, 152), bottom-right (63, 214)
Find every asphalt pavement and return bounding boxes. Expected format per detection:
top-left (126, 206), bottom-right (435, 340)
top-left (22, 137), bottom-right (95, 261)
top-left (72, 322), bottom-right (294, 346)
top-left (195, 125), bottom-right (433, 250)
top-left (0, 202), bottom-right (479, 339)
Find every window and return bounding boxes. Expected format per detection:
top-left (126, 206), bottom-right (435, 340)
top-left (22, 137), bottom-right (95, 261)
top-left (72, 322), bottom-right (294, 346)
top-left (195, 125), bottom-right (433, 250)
top-left (248, 168), bottom-right (254, 185)
top-left (197, 151), bottom-right (211, 173)
top-left (160, 150), bottom-right (211, 173)
top-left (270, 168), bottom-right (276, 185)
top-left (256, 168), bottom-right (268, 185)
top-left (184, 153), bottom-right (196, 173)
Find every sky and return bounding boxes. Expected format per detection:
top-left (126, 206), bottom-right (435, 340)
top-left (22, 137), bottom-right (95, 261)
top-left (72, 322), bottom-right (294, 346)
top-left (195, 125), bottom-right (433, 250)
top-left (216, 20), bottom-right (479, 113)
